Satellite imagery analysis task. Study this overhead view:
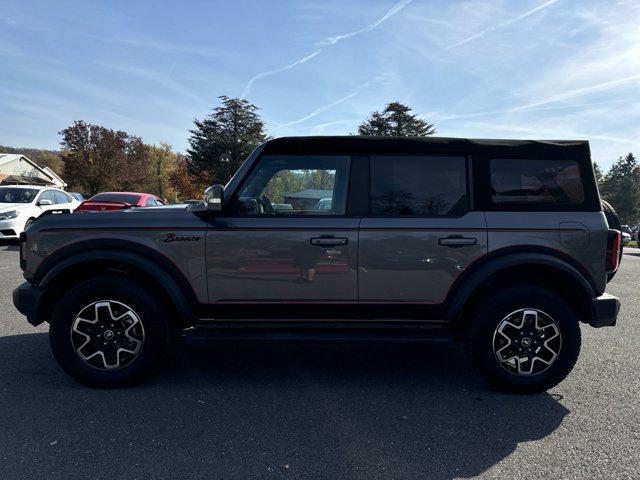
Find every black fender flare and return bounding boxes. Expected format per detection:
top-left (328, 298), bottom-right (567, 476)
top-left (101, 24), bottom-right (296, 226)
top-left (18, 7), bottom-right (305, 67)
top-left (444, 252), bottom-right (597, 322)
top-left (35, 239), bottom-right (198, 323)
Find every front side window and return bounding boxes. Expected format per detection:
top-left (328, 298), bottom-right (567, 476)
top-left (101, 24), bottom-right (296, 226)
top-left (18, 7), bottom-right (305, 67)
top-left (490, 158), bottom-right (584, 205)
top-left (370, 156), bottom-right (468, 216)
top-left (39, 190), bottom-right (57, 204)
top-left (230, 155), bottom-right (350, 215)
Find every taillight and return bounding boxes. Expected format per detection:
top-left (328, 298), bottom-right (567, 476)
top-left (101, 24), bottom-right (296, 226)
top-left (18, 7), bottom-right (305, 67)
top-left (19, 231), bottom-right (27, 271)
top-left (606, 229), bottom-right (621, 273)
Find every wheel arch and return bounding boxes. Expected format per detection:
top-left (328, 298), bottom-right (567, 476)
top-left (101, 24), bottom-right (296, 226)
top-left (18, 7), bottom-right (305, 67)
top-left (445, 250), bottom-right (597, 335)
top-left (34, 239), bottom-right (198, 327)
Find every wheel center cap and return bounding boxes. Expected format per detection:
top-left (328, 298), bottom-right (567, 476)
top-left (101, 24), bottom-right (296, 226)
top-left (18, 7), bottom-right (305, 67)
top-left (103, 330), bottom-right (115, 341)
top-left (521, 337), bottom-right (531, 347)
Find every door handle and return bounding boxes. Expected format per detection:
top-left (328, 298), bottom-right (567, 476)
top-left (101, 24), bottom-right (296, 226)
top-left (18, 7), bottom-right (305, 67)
top-left (438, 237), bottom-right (477, 247)
top-left (310, 237), bottom-right (348, 246)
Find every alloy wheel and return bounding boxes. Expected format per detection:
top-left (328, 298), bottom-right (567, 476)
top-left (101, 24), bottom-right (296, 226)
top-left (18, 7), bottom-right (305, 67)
top-left (492, 308), bottom-right (562, 376)
top-left (70, 300), bottom-right (145, 370)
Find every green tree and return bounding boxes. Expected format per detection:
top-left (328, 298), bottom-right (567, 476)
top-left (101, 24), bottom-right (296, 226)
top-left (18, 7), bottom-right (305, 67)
top-left (59, 120), bottom-right (149, 195)
top-left (187, 96), bottom-right (268, 185)
top-left (600, 153), bottom-right (640, 224)
top-left (356, 101), bottom-right (436, 136)
top-left (146, 142), bottom-right (179, 202)
top-left (593, 162), bottom-right (604, 185)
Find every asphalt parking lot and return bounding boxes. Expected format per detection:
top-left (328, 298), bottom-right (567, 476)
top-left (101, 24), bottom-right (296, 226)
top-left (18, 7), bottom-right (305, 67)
top-left (0, 241), bottom-right (638, 480)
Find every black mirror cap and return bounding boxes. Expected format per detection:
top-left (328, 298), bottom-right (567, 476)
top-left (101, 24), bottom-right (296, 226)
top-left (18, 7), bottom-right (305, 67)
top-left (204, 184), bottom-right (224, 212)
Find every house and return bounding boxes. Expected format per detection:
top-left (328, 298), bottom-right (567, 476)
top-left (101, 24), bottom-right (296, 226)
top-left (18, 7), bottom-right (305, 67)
top-left (0, 153), bottom-right (67, 188)
top-left (283, 188), bottom-right (333, 210)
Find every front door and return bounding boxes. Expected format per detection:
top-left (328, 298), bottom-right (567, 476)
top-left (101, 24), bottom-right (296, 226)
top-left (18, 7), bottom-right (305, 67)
top-left (206, 154), bottom-right (358, 311)
top-left (359, 155), bottom-right (488, 306)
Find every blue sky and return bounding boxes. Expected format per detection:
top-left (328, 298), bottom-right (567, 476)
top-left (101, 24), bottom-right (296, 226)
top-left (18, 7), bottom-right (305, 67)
top-left (0, 0), bottom-right (638, 169)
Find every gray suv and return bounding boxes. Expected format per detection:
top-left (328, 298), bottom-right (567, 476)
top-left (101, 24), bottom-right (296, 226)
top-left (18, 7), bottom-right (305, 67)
top-left (13, 136), bottom-right (621, 392)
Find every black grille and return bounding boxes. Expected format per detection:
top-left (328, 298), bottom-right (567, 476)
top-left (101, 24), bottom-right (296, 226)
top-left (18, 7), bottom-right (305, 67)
top-left (1, 229), bottom-right (16, 236)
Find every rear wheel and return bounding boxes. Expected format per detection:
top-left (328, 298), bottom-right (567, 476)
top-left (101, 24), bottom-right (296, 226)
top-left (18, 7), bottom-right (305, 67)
top-left (49, 276), bottom-right (168, 387)
top-left (465, 285), bottom-right (581, 393)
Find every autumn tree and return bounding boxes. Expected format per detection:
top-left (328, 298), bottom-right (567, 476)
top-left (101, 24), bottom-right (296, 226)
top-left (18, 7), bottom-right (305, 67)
top-left (169, 157), bottom-right (208, 201)
top-left (59, 121), bottom-right (149, 195)
top-left (187, 96), bottom-right (268, 185)
top-left (356, 102), bottom-right (436, 137)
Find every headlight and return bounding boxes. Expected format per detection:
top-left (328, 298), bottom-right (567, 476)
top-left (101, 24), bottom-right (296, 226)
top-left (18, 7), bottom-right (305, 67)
top-left (0, 210), bottom-right (18, 221)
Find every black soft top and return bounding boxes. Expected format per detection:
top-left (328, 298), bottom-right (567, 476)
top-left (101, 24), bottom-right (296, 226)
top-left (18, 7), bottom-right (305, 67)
top-left (262, 136), bottom-right (591, 158)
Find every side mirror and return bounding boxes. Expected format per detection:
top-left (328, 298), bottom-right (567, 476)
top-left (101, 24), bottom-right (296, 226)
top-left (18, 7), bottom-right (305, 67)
top-left (204, 184), bottom-right (224, 212)
top-left (38, 199), bottom-right (53, 206)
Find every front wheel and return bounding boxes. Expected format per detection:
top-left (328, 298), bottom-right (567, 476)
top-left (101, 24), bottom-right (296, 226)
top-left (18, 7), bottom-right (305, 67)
top-left (465, 285), bottom-right (581, 394)
top-left (49, 276), bottom-right (169, 388)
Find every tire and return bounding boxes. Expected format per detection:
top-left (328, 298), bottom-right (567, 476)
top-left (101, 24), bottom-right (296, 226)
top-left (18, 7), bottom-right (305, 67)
top-left (49, 276), bottom-right (169, 388)
top-left (465, 285), bottom-right (581, 394)
top-left (601, 200), bottom-right (622, 281)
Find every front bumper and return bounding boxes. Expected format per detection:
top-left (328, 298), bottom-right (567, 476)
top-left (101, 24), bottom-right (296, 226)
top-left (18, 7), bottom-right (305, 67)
top-left (13, 282), bottom-right (45, 326)
top-left (0, 217), bottom-right (22, 239)
top-left (590, 293), bottom-right (620, 328)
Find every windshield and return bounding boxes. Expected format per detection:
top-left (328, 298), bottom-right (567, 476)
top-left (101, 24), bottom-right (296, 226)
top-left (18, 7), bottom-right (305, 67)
top-left (0, 187), bottom-right (39, 203)
top-left (89, 193), bottom-right (141, 204)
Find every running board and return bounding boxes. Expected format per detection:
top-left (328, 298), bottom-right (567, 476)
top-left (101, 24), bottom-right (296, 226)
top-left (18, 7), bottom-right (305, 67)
top-left (182, 321), bottom-right (452, 344)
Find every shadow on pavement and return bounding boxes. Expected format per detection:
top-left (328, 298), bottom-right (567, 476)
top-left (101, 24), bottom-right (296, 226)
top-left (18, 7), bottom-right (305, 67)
top-left (0, 333), bottom-right (569, 479)
top-left (0, 239), bottom-right (19, 251)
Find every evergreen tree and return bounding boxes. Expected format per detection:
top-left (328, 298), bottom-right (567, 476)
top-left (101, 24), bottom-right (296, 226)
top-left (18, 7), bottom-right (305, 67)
top-left (187, 96), bottom-right (268, 185)
top-left (600, 153), bottom-right (640, 224)
top-left (593, 162), bottom-right (604, 185)
top-left (356, 102), bottom-right (436, 137)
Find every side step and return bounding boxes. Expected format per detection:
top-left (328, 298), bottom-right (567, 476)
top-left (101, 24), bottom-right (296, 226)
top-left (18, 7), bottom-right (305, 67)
top-left (181, 321), bottom-right (452, 344)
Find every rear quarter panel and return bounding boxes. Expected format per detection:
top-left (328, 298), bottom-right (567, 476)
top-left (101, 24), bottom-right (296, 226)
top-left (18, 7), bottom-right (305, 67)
top-left (485, 211), bottom-right (609, 294)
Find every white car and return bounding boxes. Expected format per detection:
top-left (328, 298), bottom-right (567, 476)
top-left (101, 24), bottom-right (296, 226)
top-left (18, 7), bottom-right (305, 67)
top-left (0, 185), bottom-right (80, 240)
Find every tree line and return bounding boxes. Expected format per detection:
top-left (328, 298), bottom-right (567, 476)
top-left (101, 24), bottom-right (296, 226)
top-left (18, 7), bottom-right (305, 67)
top-left (4, 96), bottom-right (635, 219)
top-left (3, 97), bottom-right (434, 202)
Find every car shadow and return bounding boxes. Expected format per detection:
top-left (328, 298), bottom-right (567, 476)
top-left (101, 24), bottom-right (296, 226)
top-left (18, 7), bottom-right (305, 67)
top-left (0, 239), bottom-right (19, 251)
top-left (0, 333), bottom-right (569, 479)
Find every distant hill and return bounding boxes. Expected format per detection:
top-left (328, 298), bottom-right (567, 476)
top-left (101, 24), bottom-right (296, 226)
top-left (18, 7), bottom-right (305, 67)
top-left (0, 146), bottom-right (64, 175)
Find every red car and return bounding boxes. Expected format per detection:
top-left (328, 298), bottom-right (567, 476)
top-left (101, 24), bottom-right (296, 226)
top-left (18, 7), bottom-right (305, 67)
top-left (74, 192), bottom-right (164, 212)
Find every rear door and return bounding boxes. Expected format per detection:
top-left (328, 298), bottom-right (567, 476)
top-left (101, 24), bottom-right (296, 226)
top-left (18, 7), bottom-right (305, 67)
top-left (205, 154), bottom-right (359, 310)
top-left (359, 155), bottom-right (487, 307)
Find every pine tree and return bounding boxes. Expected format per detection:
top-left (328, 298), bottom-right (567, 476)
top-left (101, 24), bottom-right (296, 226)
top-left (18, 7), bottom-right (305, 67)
top-left (186, 96), bottom-right (268, 185)
top-left (600, 153), bottom-right (640, 224)
top-left (356, 102), bottom-right (436, 137)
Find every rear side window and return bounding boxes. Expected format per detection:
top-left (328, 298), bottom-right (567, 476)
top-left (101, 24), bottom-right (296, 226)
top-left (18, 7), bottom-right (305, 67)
top-left (490, 159), bottom-right (584, 205)
top-left (90, 193), bottom-right (141, 204)
top-left (53, 190), bottom-right (71, 204)
top-left (370, 156), bottom-right (468, 216)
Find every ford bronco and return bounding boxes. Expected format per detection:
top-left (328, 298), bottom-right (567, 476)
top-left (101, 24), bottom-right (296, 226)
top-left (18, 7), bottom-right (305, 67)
top-left (13, 136), bottom-right (621, 392)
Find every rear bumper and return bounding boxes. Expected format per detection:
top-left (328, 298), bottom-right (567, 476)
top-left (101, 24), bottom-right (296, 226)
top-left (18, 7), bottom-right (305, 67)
top-left (13, 282), bottom-right (45, 326)
top-left (590, 293), bottom-right (620, 328)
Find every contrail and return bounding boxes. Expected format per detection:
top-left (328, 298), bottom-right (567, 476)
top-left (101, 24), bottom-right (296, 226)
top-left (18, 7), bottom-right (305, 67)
top-left (318, 0), bottom-right (414, 46)
top-left (270, 88), bottom-right (367, 132)
top-left (241, 0), bottom-right (413, 98)
top-left (241, 50), bottom-right (321, 99)
top-left (445, 0), bottom-right (560, 51)
top-left (513, 74), bottom-right (640, 111)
